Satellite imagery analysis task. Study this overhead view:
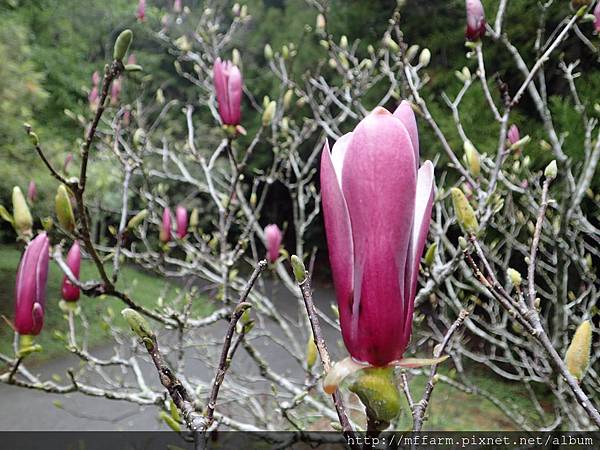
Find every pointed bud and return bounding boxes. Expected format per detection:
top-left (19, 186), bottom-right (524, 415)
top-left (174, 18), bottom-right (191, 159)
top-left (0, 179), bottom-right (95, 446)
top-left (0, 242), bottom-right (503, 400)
top-left (189, 207), bottom-right (199, 230)
top-left (458, 236), bottom-right (468, 249)
top-left (262, 101), bottom-right (276, 126)
top-left (306, 334), bottom-right (318, 370)
top-left (463, 140), bottom-right (480, 177)
top-left (419, 48), bottom-right (431, 67)
top-left (405, 44), bottom-right (419, 63)
top-left (12, 186), bottom-right (33, 238)
top-left (451, 187), bottom-right (478, 233)
top-left (316, 13), bottom-right (326, 33)
top-left (160, 207), bottom-right (172, 243)
top-left (27, 180), bottom-right (37, 204)
top-left (127, 209), bottom-right (148, 230)
top-left (175, 205), bottom-right (188, 239)
top-left (290, 254), bottom-right (306, 283)
top-left (55, 185), bottom-right (76, 232)
top-left (565, 320), bottom-right (592, 381)
top-left (544, 160), bottom-right (557, 180)
top-left (465, 0), bottom-right (486, 41)
top-left (340, 35), bottom-right (348, 50)
top-left (283, 89), bottom-right (294, 110)
top-left (122, 308), bottom-right (155, 347)
top-left (506, 268), bottom-right (522, 287)
top-left (383, 34), bottom-right (399, 52)
top-left (61, 241), bottom-right (81, 302)
top-left (113, 29), bottom-right (133, 61)
top-left (424, 243), bottom-right (437, 267)
top-left (264, 43), bottom-right (273, 61)
top-left (264, 224), bottom-right (282, 263)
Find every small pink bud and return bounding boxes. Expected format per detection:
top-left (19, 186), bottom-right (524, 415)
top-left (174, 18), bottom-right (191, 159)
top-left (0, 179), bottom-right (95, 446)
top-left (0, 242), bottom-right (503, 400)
top-left (175, 206), bottom-right (188, 239)
top-left (264, 224), bottom-right (282, 263)
top-left (27, 180), bottom-right (37, 203)
top-left (160, 207), bottom-right (172, 243)
top-left (61, 241), bottom-right (81, 302)
top-left (15, 233), bottom-right (50, 335)
top-left (174, 0), bottom-right (182, 13)
top-left (465, 0), bottom-right (486, 41)
top-left (508, 124), bottom-right (520, 145)
top-left (137, 0), bottom-right (146, 21)
top-left (88, 86), bottom-right (99, 110)
top-left (92, 71), bottom-right (100, 86)
top-left (213, 58), bottom-right (243, 126)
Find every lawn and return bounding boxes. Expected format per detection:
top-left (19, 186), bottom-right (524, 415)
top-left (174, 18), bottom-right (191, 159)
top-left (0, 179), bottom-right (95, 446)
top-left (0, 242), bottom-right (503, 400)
top-left (0, 244), bottom-right (212, 361)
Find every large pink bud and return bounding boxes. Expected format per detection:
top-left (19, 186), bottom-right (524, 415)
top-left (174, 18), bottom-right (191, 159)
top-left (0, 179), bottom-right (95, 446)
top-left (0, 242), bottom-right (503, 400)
top-left (61, 241), bottom-right (81, 302)
top-left (213, 58), bottom-right (242, 126)
top-left (175, 206), bottom-right (188, 239)
top-left (465, 0), bottom-right (486, 41)
top-left (320, 102), bottom-right (435, 366)
top-left (14, 233), bottom-right (50, 335)
top-left (508, 124), bottom-right (520, 145)
top-left (264, 224), bottom-right (282, 263)
top-left (160, 207), bottom-right (172, 243)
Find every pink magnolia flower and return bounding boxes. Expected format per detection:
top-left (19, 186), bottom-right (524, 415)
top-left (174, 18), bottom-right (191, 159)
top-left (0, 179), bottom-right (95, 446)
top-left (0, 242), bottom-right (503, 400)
top-left (175, 205), bottom-right (188, 239)
top-left (137, 0), bottom-right (146, 22)
top-left (110, 77), bottom-right (122, 105)
top-left (27, 180), bottom-right (37, 203)
top-left (213, 58), bottom-right (242, 126)
top-left (465, 0), bottom-right (486, 41)
top-left (61, 241), bottom-right (81, 302)
top-left (264, 224), bottom-right (282, 263)
top-left (594, 2), bottom-right (600, 33)
top-left (508, 124), bottom-right (520, 145)
top-left (320, 103), bottom-right (435, 367)
top-left (14, 232), bottom-right (50, 335)
top-left (160, 207), bottom-right (172, 243)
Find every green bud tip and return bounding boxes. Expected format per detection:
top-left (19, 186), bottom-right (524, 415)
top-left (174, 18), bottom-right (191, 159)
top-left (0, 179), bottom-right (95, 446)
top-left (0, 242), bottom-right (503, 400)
top-left (544, 160), bottom-right (557, 180)
top-left (121, 308), bottom-right (155, 343)
top-left (290, 255), bottom-right (306, 283)
top-left (113, 29), bottom-right (133, 61)
top-left (507, 268), bottom-right (522, 287)
top-left (450, 187), bottom-right (479, 234)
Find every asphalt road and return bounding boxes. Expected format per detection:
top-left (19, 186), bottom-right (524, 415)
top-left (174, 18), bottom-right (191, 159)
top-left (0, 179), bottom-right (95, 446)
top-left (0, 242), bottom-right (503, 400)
top-left (0, 280), bottom-right (343, 431)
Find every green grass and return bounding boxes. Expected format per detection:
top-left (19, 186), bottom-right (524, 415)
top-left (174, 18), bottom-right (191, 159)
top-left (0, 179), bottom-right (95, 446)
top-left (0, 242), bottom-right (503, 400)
top-left (0, 245), bottom-right (212, 362)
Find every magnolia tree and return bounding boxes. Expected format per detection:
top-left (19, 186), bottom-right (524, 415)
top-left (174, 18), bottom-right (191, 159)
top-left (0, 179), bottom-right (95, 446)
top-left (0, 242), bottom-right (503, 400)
top-left (1, 0), bottom-right (600, 440)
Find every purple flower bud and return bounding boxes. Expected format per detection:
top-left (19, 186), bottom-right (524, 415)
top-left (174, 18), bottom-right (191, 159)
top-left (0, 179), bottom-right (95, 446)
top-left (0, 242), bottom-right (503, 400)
top-left (213, 58), bottom-right (242, 126)
top-left (92, 71), bottom-right (100, 87)
top-left (88, 86), bottom-right (99, 110)
top-left (160, 207), bottom-right (172, 243)
top-left (14, 233), bottom-right (50, 335)
top-left (61, 241), bottom-right (81, 302)
top-left (137, 0), bottom-right (146, 22)
top-left (465, 0), bottom-right (486, 41)
top-left (264, 224), bottom-right (282, 263)
top-left (595, 2), bottom-right (600, 33)
top-left (321, 103), bottom-right (435, 366)
top-left (508, 124), bottom-right (520, 145)
top-left (27, 180), bottom-right (37, 203)
top-left (175, 206), bottom-right (188, 239)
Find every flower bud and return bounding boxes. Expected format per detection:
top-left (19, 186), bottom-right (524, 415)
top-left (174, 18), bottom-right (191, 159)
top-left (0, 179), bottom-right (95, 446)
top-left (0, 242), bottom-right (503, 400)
top-left (27, 181), bottom-right (37, 204)
top-left (565, 320), bottom-right (592, 381)
top-left (405, 44), bottom-right (419, 62)
top-left (113, 29), bottom-right (133, 61)
top-left (189, 207), bottom-right (199, 230)
top-left (419, 48), bottom-right (431, 67)
top-left (283, 89), bottom-right (293, 111)
top-left (55, 185), bottom-right (76, 232)
top-left (122, 308), bottom-right (155, 348)
top-left (127, 209), bottom-right (148, 230)
top-left (12, 186), bottom-right (33, 238)
top-left (61, 241), bottom-right (81, 302)
top-left (463, 140), bottom-right (480, 177)
top-left (383, 34), bottom-right (399, 52)
top-left (507, 268), bottom-right (522, 287)
top-left (264, 224), bottom-right (282, 263)
top-left (175, 205), bottom-right (188, 239)
top-left (290, 254), bottom-right (306, 283)
top-left (160, 207), bottom-right (172, 243)
top-left (340, 35), bottom-right (348, 50)
top-left (451, 187), bottom-right (478, 233)
top-left (262, 101), bottom-right (276, 126)
top-left (544, 160), bottom-right (557, 180)
top-left (424, 243), bottom-right (437, 267)
top-left (264, 43), bottom-right (273, 60)
top-left (316, 13), bottom-right (326, 33)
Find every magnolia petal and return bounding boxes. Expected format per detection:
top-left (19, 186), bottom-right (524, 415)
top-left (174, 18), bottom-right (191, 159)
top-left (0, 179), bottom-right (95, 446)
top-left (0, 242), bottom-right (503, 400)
top-left (393, 101), bottom-right (419, 167)
top-left (227, 64), bottom-right (242, 125)
top-left (330, 133), bottom-right (353, 187)
top-left (323, 357), bottom-right (369, 395)
top-left (394, 355), bottom-right (449, 368)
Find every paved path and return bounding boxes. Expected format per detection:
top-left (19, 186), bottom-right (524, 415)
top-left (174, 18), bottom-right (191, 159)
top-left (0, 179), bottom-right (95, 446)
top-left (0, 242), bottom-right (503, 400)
top-left (0, 280), bottom-right (343, 430)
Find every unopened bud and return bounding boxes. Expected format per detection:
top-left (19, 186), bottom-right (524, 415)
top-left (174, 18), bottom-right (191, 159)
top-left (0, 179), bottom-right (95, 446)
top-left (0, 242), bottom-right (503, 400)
top-left (127, 209), bottom-right (148, 230)
top-left (383, 34), bottom-right (399, 52)
top-left (507, 268), bottom-right (522, 287)
top-left (189, 208), bottom-right (199, 229)
top-left (463, 140), bottom-right (480, 177)
top-left (113, 29), bottom-right (133, 61)
top-left (12, 186), bottom-right (33, 238)
top-left (316, 13), bottom-right (326, 33)
top-left (405, 44), bottom-right (419, 62)
top-left (424, 243), bottom-right (437, 267)
top-left (122, 308), bottom-right (155, 347)
top-left (419, 48), bottom-right (431, 67)
top-left (340, 35), bottom-right (348, 50)
top-left (349, 367), bottom-right (401, 426)
top-left (262, 101), bottom-right (276, 126)
top-left (232, 48), bottom-right (242, 68)
top-left (133, 128), bottom-right (146, 149)
top-left (264, 43), bottom-right (273, 61)
top-left (290, 254), bottom-right (306, 283)
top-left (283, 89), bottom-right (293, 110)
top-left (458, 236), bottom-right (468, 250)
top-left (544, 160), bottom-right (557, 180)
top-left (565, 320), bottom-right (592, 381)
top-left (55, 184), bottom-right (76, 232)
top-left (306, 335), bottom-right (318, 370)
top-left (451, 187), bottom-right (478, 234)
